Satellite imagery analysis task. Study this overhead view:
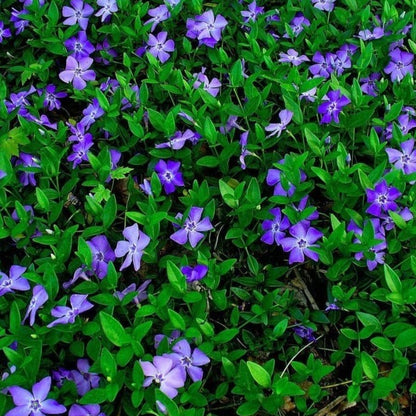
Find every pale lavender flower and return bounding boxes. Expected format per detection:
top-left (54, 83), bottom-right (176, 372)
top-left (241, 1), bottom-right (264, 23)
top-left (156, 130), bottom-right (201, 149)
top-left (154, 330), bottom-right (181, 349)
top-left (386, 139), bottom-right (416, 175)
top-left (193, 67), bottom-right (221, 97)
top-left (71, 359), bottom-right (100, 396)
top-left (285, 13), bottom-right (310, 37)
top-left (279, 49), bottom-right (309, 66)
top-left (69, 404), bottom-right (101, 416)
top-left (95, 0), bottom-right (118, 22)
top-left (385, 114), bottom-right (416, 140)
top-left (145, 5), bottom-right (170, 32)
top-left (239, 131), bottom-right (253, 170)
top-left (0, 265), bottom-right (29, 297)
top-left (309, 51), bottom-right (333, 78)
top-left (384, 48), bottom-right (414, 82)
top-left (87, 235), bottom-right (116, 278)
top-left (47, 294), bottom-right (93, 327)
top-left (181, 265), bottom-right (208, 282)
top-left (81, 98), bottom-right (104, 127)
top-left (312, 0), bottom-right (335, 11)
top-left (357, 27), bottom-right (384, 40)
top-left (22, 285), bottom-right (48, 326)
top-left (265, 109), bottom-right (293, 138)
top-left (62, 0), bottom-right (94, 29)
top-left (11, 8), bottom-right (30, 34)
top-left (147, 31), bottom-right (175, 63)
top-left (139, 179), bottom-right (153, 196)
top-left (59, 56), bottom-right (96, 90)
top-left (331, 50), bottom-right (351, 75)
top-left (300, 87), bottom-right (317, 102)
top-left (62, 265), bottom-right (93, 289)
top-left (220, 115), bottom-right (244, 134)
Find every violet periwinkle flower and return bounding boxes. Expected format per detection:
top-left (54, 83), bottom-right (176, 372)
top-left (357, 27), bottom-right (384, 40)
top-left (5, 377), bottom-right (66, 416)
top-left (0, 21), bottom-right (12, 43)
top-left (384, 48), bottom-right (414, 82)
top-left (156, 130), bottom-right (201, 150)
top-left (154, 330), bottom-right (181, 349)
top-left (87, 235), bottom-right (116, 278)
top-left (114, 280), bottom-right (151, 304)
top-left (140, 356), bottom-right (186, 399)
top-left (181, 264), bottom-right (208, 282)
top-left (366, 179), bottom-right (401, 217)
top-left (281, 222), bottom-right (323, 264)
top-left (147, 31), bottom-right (175, 64)
top-left (0, 170), bottom-right (7, 180)
top-left (81, 98), bottom-right (104, 127)
top-left (339, 43), bottom-right (358, 57)
top-left (11, 8), bottom-right (29, 34)
top-left (11, 205), bottom-right (34, 223)
top-left (15, 152), bottom-right (40, 187)
top-left (261, 208), bottom-right (290, 245)
top-left (95, 0), bottom-right (118, 22)
top-left (293, 325), bottom-right (316, 342)
top-left (59, 56), bottom-right (96, 90)
top-left (386, 139), bottom-right (416, 175)
top-left (67, 122), bottom-right (92, 143)
top-left (69, 404), bottom-right (101, 416)
top-left (318, 90), bottom-right (351, 124)
top-left (47, 294), bottom-right (93, 328)
top-left (309, 52), bottom-right (333, 78)
top-left (145, 5), bottom-right (170, 32)
top-left (265, 109), bottom-right (293, 138)
top-left (241, 1), bottom-right (264, 23)
top-left (0, 265), bottom-right (29, 297)
top-left (62, 265), bottom-right (93, 289)
top-left (62, 0), bottom-right (94, 29)
top-left (71, 359), bottom-right (100, 396)
top-left (220, 115), bottom-right (244, 134)
top-left (300, 87), bottom-right (317, 102)
top-left (193, 67), bottom-right (221, 97)
top-left (355, 234), bottom-right (387, 271)
top-left (22, 285), bottom-right (48, 326)
top-left (360, 73), bottom-right (381, 96)
top-left (312, 0), bottom-right (335, 11)
top-left (52, 368), bottom-right (72, 389)
top-left (67, 137), bottom-right (94, 168)
top-left (5, 86), bottom-right (36, 113)
top-left (292, 196), bottom-right (319, 221)
top-left (169, 339), bottom-right (210, 382)
top-left (41, 85), bottom-right (67, 111)
top-left (239, 131), bottom-right (253, 170)
top-left (95, 38), bottom-right (118, 65)
top-left (279, 49), bottom-right (309, 66)
top-left (380, 207), bottom-right (413, 231)
top-left (266, 162), bottom-right (307, 197)
top-left (155, 160), bottom-right (185, 194)
top-left (286, 13), bottom-right (310, 37)
top-left (114, 223), bottom-right (150, 271)
top-left (139, 179), bottom-right (153, 196)
top-left (330, 50), bottom-right (351, 75)
top-left (170, 207), bottom-right (213, 248)
top-left (64, 31), bottom-right (95, 59)
top-left (385, 114), bottom-right (416, 140)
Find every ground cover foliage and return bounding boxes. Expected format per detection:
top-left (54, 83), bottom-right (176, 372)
top-left (1, 0), bottom-right (416, 414)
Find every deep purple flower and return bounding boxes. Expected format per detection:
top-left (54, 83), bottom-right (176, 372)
top-left (325, 301), bottom-right (340, 311)
top-left (279, 49), bottom-right (309, 66)
top-left (156, 130), bottom-right (201, 150)
top-left (0, 21), bottom-right (12, 42)
top-left (114, 280), bottom-right (151, 304)
top-left (292, 196), bottom-right (319, 221)
top-left (312, 0), bottom-right (335, 11)
top-left (95, 38), bottom-right (118, 65)
top-left (147, 31), bottom-right (175, 64)
top-left (220, 115), bottom-right (244, 134)
top-left (59, 56), bottom-right (96, 90)
top-left (5, 86), bottom-right (36, 113)
top-left (265, 109), bottom-right (293, 138)
top-left (339, 43), bottom-right (358, 57)
top-left (380, 207), bottom-right (413, 231)
top-left (193, 67), bottom-right (221, 97)
top-left (286, 13), bottom-right (310, 37)
top-left (115, 223), bottom-right (150, 271)
top-left (0, 265), bottom-right (29, 297)
top-left (11, 8), bottom-right (30, 34)
top-left (331, 50), bottom-right (351, 75)
top-left (81, 98), bottom-right (104, 127)
top-left (155, 160), bottom-right (185, 194)
top-left (355, 234), bottom-right (387, 271)
top-left (261, 208), bottom-right (290, 245)
top-left (41, 84), bottom-right (67, 111)
top-left (170, 207), bottom-right (213, 248)
top-left (145, 5), bottom-right (170, 32)
top-left (318, 90), bottom-right (350, 124)
top-left (52, 368), bottom-right (72, 389)
top-left (241, 1), bottom-right (264, 23)
top-left (140, 356), bottom-right (186, 399)
top-left (293, 325), bottom-right (316, 342)
top-left (69, 404), bottom-right (101, 416)
top-left (15, 152), bottom-right (40, 187)
top-left (67, 122), bottom-right (92, 143)
top-left (22, 285), bottom-right (48, 326)
top-left (360, 73), bottom-right (381, 96)
top-left (62, 0), bottom-right (94, 29)
top-left (281, 222), bottom-right (323, 264)
top-left (71, 359), bottom-right (100, 396)
top-left (181, 265), bottom-right (208, 283)
top-left (67, 136), bottom-right (94, 168)
top-left (47, 294), bottom-right (93, 327)
top-left (266, 161), bottom-right (307, 197)
top-left (309, 51), bottom-right (333, 78)
top-left (87, 235), bottom-right (116, 279)
top-left (366, 180), bottom-right (401, 217)
top-left (95, 0), bottom-right (118, 22)
top-left (386, 139), bottom-right (416, 175)
top-left (64, 31), bottom-right (95, 59)
top-left (357, 27), bottom-right (384, 40)
top-left (169, 340), bottom-right (210, 382)
top-left (6, 377), bottom-right (66, 416)
top-left (384, 48), bottom-right (414, 82)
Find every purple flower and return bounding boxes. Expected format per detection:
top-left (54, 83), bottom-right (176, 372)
top-left (220, 115), bottom-right (244, 134)
top-left (114, 224), bottom-right (150, 271)
top-left (386, 139), bottom-right (416, 175)
top-left (11, 205), bottom-right (34, 223)
top-left (0, 21), bottom-right (12, 43)
top-left (266, 161), bottom-right (307, 197)
top-left (170, 207), bottom-right (213, 248)
top-left (0, 170), bottom-right (7, 180)
top-left (22, 285), bottom-right (48, 326)
top-left (95, 0), bottom-right (118, 22)
top-left (0, 265), bottom-right (29, 297)
top-left (357, 27), bottom-right (384, 40)
top-left (59, 56), bottom-right (96, 90)
top-left (293, 325), bottom-right (316, 342)
top-left (64, 31), bottom-right (95, 59)
top-left (169, 340), bottom-right (210, 382)
top-left (380, 207), bottom-right (413, 231)
top-left (281, 222), bottom-right (323, 264)
top-left (47, 294), bottom-right (93, 327)
top-left (62, 0), bottom-right (94, 29)
top-left (309, 52), bottom-right (333, 78)
top-left (312, 0), bottom-right (335, 11)
top-left (81, 98), bottom-right (104, 127)
top-left (155, 160), bottom-right (184, 194)
top-left (147, 31), bottom-right (175, 64)
top-left (193, 67), bottom-right (221, 97)
top-left (5, 86), bottom-right (36, 113)
top-left (292, 196), bottom-right (319, 221)
top-left (67, 137), bottom-right (94, 168)
top-left (67, 122), bottom-right (92, 143)
top-left (265, 109), bottom-right (293, 138)
top-left (95, 38), bottom-right (118, 65)
top-left (15, 152), bottom-right (40, 187)
top-left (318, 90), bottom-right (350, 124)
top-left (41, 85), bottom-right (67, 111)
top-left (360, 73), bottom-right (381, 96)
top-left (355, 234), bottom-right (387, 271)
top-left (71, 359), bottom-right (100, 396)
top-left (11, 8), bottom-right (29, 35)
top-left (261, 208), bottom-right (290, 245)
top-left (154, 330), bottom-right (181, 349)
top-left (331, 50), bottom-right (351, 75)
top-left (325, 301), bottom-right (340, 311)
top-left (114, 280), bottom-right (151, 304)
top-left (87, 235), bottom-right (116, 279)
top-left (384, 48), bottom-right (414, 82)
top-left (366, 179), bottom-right (401, 217)
top-left (139, 179), bottom-right (153, 196)
top-left (300, 87), bottom-right (317, 102)
top-left (156, 130), bottom-right (201, 150)
top-left (52, 368), bottom-right (72, 389)
top-left (6, 377), bottom-right (66, 416)
top-left (286, 13), bottom-right (310, 37)
top-left (385, 114), bottom-right (416, 140)
top-left (241, 1), bottom-right (264, 23)
top-left (339, 43), bottom-right (358, 57)
top-left (69, 404), bottom-right (101, 416)
top-left (239, 131), bottom-right (253, 170)
top-left (140, 356), bottom-right (186, 399)
top-left (279, 49), bottom-right (309, 66)
top-left (145, 5), bottom-right (170, 32)
top-left (62, 265), bottom-right (92, 289)
top-left (181, 265), bottom-right (208, 283)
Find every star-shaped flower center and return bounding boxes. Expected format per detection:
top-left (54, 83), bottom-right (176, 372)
top-left (30, 399), bottom-right (42, 411)
top-left (297, 238), bottom-right (307, 249)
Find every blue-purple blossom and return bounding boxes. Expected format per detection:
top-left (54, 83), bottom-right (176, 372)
top-left (286, 13), bottom-right (310, 37)
top-left (11, 8), bottom-right (30, 34)
top-left (64, 31), bottom-right (95, 59)
top-left (366, 179), bottom-right (401, 217)
top-left (360, 73), bottom-right (381, 96)
top-left (331, 50), bottom-right (351, 75)
top-left (59, 56), bottom-right (96, 90)
top-left (87, 235), bottom-right (116, 278)
top-left (279, 49), bottom-right (309, 66)
top-left (292, 196), bottom-right (319, 222)
top-left (139, 179), bottom-right (153, 196)
top-left (181, 265), bottom-right (208, 283)
top-left (0, 22), bottom-right (12, 43)
top-left (385, 114), bottom-right (416, 141)
top-left (241, 1), bottom-right (264, 23)
top-left (22, 285), bottom-right (48, 326)
top-left (155, 160), bottom-right (185, 194)
top-left (5, 86), bottom-right (36, 113)
top-left (293, 325), bottom-right (316, 342)
top-left (6, 377), bottom-right (66, 416)
top-left (52, 368), bottom-right (73, 388)
top-left (147, 32), bottom-right (175, 64)
top-left (266, 161), bottom-right (307, 197)
top-left (265, 109), bottom-right (293, 138)
top-left (11, 205), bottom-right (34, 223)
top-left (95, 0), bottom-right (118, 22)
top-left (384, 48), bottom-right (414, 82)
top-left (62, 0), bottom-right (94, 29)
top-left (357, 27), bottom-right (384, 40)
top-left (0, 265), bottom-right (29, 296)
top-left (15, 152), bottom-right (40, 187)
top-left (67, 122), bottom-right (92, 143)
top-left (67, 136), bottom-right (94, 168)
top-left (261, 208), bottom-right (290, 245)
top-left (69, 404), bottom-right (101, 416)
top-left (114, 223), bottom-right (150, 271)
top-left (71, 359), bottom-right (100, 396)
top-left (220, 115), bottom-right (244, 134)
top-left (114, 280), bottom-right (151, 304)
top-left (156, 130), bottom-right (201, 150)
top-left (239, 131), bottom-right (253, 170)
top-left (95, 38), bottom-right (118, 65)
top-left (81, 98), bottom-right (104, 127)
top-left (62, 265), bottom-right (93, 289)
top-left (193, 67), bottom-right (221, 97)
top-left (41, 85), bottom-right (67, 111)
top-left (47, 294), bottom-right (93, 327)
top-left (145, 5), bottom-right (170, 32)
top-left (154, 330), bottom-right (181, 349)
top-left (312, 0), bottom-right (335, 11)
top-left (318, 90), bottom-right (351, 124)
top-left (309, 52), bottom-right (333, 78)
top-left (386, 139), bottom-right (416, 175)
top-left (140, 356), bottom-right (186, 399)
top-left (170, 207), bottom-right (213, 248)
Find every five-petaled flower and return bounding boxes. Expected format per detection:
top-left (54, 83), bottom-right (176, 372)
top-left (147, 31), bottom-right (175, 64)
top-left (318, 89), bottom-right (350, 124)
top-left (366, 179), bottom-right (401, 217)
top-left (47, 294), bottom-right (94, 327)
top-left (22, 285), bottom-right (49, 326)
top-left (0, 265), bottom-right (30, 297)
top-left (155, 160), bottom-right (185, 194)
top-left (59, 56), bottom-right (96, 90)
top-left (384, 48), bottom-right (414, 82)
top-left (62, 0), bottom-right (94, 30)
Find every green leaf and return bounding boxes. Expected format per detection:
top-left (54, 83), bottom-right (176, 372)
top-left (361, 351), bottom-right (378, 380)
top-left (395, 328), bottom-right (416, 348)
top-left (168, 308), bottom-right (186, 331)
top-left (230, 60), bottom-right (244, 87)
top-left (79, 388), bottom-right (108, 404)
top-left (372, 377), bottom-right (396, 399)
top-left (245, 177), bottom-right (261, 204)
top-left (197, 156), bottom-right (219, 168)
top-left (35, 187), bottom-right (50, 211)
top-left (370, 337), bottom-right (394, 351)
top-left (167, 260), bottom-right (186, 294)
top-left (237, 401), bottom-right (261, 416)
top-left (383, 264), bottom-right (402, 293)
top-left (385, 101), bottom-right (403, 123)
top-left (247, 361), bottom-right (271, 388)
top-left (212, 328), bottom-right (239, 344)
top-left (103, 194), bottom-right (117, 229)
top-left (100, 347), bottom-right (117, 379)
top-left (99, 311), bottom-right (130, 347)
top-left (147, 108), bottom-right (165, 132)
